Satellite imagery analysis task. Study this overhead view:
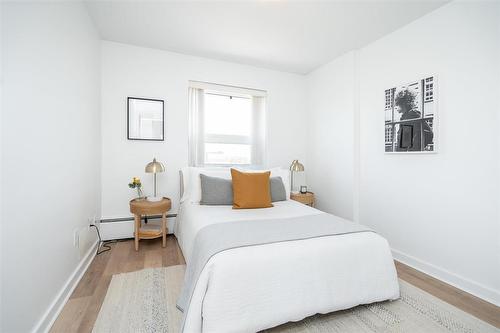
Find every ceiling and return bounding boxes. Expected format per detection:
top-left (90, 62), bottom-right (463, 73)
top-left (85, 1), bottom-right (447, 74)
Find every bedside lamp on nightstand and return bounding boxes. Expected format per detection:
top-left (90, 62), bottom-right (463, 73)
top-left (289, 159), bottom-right (305, 194)
top-left (145, 158), bottom-right (165, 202)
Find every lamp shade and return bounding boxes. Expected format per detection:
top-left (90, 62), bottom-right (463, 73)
top-left (289, 160), bottom-right (304, 172)
top-left (145, 158), bottom-right (165, 173)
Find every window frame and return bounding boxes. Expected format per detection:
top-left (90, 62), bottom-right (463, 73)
top-left (188, 81), bottom-right (267, 167)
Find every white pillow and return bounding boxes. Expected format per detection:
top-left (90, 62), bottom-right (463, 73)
top-left (180, 167), bottom-right (190, 202)
top-left (181, 167), bottom-right (231, 203)
top-left (181, 166), bottom-right (291, 204)
top-left (272, 168), bottom-right (291, 200)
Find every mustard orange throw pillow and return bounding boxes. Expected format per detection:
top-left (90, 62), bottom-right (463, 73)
top-left (231, 168), bottom-right (273, 209)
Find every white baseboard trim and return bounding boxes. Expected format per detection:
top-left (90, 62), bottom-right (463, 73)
top-left (392, 248), bottom-right (500, 307)
top-left (31, 240), bottom-right (98, 333)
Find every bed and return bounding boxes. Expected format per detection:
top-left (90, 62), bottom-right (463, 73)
top-left (174, 167), bottom-right (400, 333)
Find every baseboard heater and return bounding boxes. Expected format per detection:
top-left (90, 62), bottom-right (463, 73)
top-left (100, 214), bottom-right (177, 223)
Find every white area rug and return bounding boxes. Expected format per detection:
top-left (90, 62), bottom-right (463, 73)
top-left (93, 265), bottom-right (499, 333)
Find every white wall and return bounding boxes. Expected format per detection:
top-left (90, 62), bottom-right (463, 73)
top-left (307, 1), bottom-right (500, 305)
top-left (1, 3), bottom-right (101, 332)
top-left (101, 41), bottom-right (307, 221)
top-left (0, 2), bottom-right (3, 329)
top-left (306, 52), bottom-right (356, 220)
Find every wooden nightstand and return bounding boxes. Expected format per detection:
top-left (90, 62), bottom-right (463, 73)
top-left (130, 197), bottom-right (171, 251)
top-left (290, 192), bottom-right (315, 207)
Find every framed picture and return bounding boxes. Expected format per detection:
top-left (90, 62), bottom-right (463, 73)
top-left (384, 75), bottom-right (436, 153)
top-left (127, 97), bottom-right (164, 141)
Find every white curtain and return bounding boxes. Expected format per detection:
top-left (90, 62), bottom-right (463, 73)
top-left (251, 96), bottom-right (266, 166)
top-left (188, 87), bottom-right (204, 166)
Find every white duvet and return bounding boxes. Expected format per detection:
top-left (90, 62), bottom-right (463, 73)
top-left (175, 200), bottom-right (400, 333)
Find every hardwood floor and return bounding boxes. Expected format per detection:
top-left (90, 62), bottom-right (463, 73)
top-left (50, 236), bottom-right (500, 332)
top-left (50, 236), bottom-right (185, 333)
top-left (395, 261), bottom-right (500, 328)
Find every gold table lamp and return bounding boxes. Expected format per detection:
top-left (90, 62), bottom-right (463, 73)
top-left (145, 158), bottom-right (165, 202)
top-left (289, 159), bottom-right (305, 194)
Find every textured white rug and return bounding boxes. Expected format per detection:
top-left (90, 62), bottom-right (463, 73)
top-left (93, 265), bottom-right (499, 333)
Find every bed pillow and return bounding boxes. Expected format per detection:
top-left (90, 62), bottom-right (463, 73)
top-left (180, 167), bottom-right (190, 202)
top-left (236, 167), bottom-right (291, 200)
top-left (199, 174), bottom-right (233, 205)
top-left (273, 169), bottom-right (291, 200)
top-left (181, 167), bottom-right (289, 204)
top-left (231, 169), bottom-right (273, 209)
top-left (267, 168), bottom-right (290, 200)
top-left (270, 177), bottom-right (287, 202)
top-left (182, 167), bottom-right (231, 203)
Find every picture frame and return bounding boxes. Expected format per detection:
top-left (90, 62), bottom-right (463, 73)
top-left (384, 75), bottom-right (437, 154)
top-left (127, 97), bottom-right (164, 141)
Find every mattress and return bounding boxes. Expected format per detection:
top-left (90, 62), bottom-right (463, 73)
top-left (174, 200), bottom-right (400, 332)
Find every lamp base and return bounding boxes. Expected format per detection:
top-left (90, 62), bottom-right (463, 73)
top-left (146, 196), bottom-right (162, 202)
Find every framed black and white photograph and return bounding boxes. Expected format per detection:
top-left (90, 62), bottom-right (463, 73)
top-left (384, 76), bottom-right (436, 153)
top-left (127, 97), bottom-right (164, 141)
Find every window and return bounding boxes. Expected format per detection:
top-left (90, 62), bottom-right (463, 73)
top-left (204, 93), bottom-right (252, 165)
top-left (385, 88), bottom-right (394, 110)
top-left (188, 81), bottom-right (267, 166)
top-left (385, 125), bottom-right (393, 144)
top-left (424, 76), bottom-right (434, 102)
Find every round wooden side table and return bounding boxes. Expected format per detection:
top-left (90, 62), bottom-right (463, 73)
top-left (290, 192), bottom-right (315, 207)
top-left (129, 197), bottom-right (171, 251)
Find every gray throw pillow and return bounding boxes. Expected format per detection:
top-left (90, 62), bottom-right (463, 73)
top-left (200, 174), bottom-right (233, 205)
top-left (270, 177), bottom-right (287, 202)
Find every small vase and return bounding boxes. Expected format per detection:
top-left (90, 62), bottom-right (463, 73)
top-left (136, 188), bottom-right (145, 200)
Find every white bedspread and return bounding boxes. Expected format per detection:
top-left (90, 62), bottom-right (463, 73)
top-left (175, 200), bottom-right (400, 333)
